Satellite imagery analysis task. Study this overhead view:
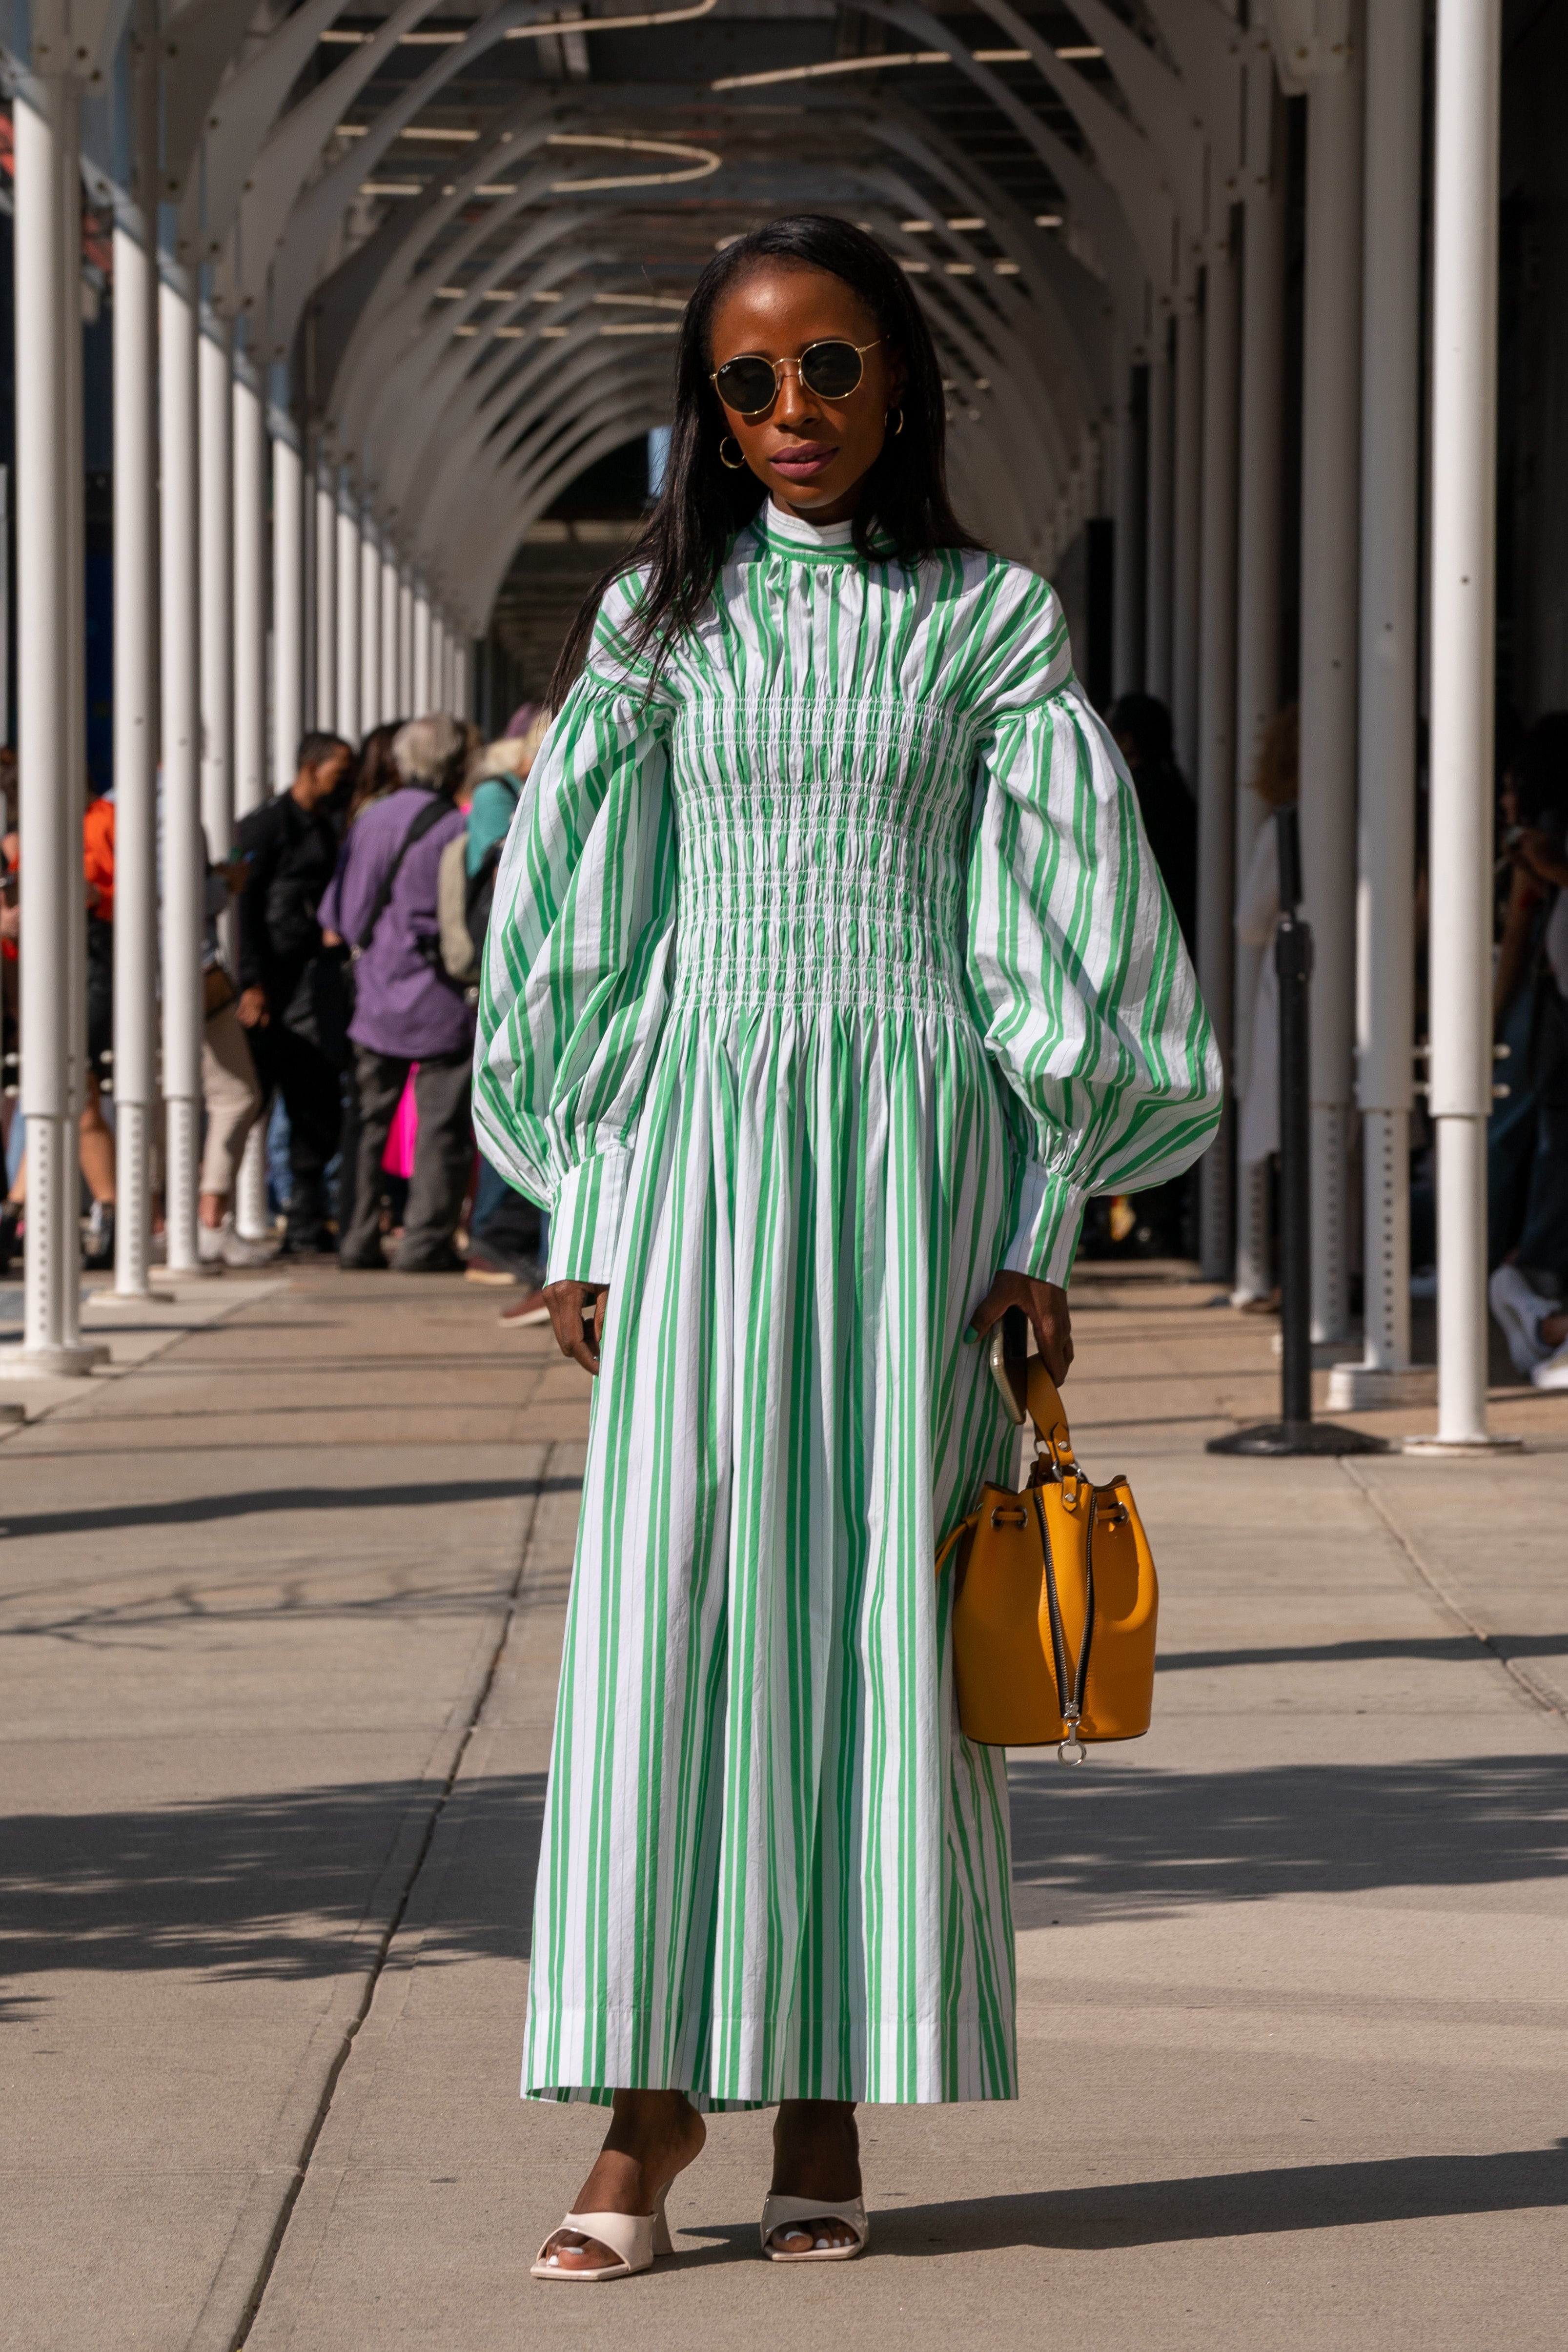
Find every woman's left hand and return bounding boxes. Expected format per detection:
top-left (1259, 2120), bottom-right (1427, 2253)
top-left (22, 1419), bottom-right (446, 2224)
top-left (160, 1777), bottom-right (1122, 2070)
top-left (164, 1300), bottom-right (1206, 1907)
top-left (969, 1272), bottom-right (1074, 1386)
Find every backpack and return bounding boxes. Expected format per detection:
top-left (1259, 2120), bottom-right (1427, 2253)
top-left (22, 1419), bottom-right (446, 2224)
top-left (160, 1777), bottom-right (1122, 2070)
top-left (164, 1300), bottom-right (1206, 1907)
top-left (438, 778), bottom-right (522, 991)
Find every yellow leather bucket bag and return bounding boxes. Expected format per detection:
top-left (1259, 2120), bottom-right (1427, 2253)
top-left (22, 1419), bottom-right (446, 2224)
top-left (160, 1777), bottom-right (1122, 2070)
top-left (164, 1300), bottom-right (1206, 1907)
top-left (936, 1357), bottom-right (1158, 1763)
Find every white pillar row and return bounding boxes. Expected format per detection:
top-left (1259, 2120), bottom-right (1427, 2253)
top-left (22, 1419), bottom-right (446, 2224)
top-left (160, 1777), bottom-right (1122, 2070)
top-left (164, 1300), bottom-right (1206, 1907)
top-left (1424, 0), bottom-right (1507, 1449)
top-left (454, 634), bottom-right (470, 722)
top-left (1297, 55), bottom-right (1366, 1345)
top-left (431, 612), bottom-right (446, 712)
top-left (360, 506), bottom-right (382, 735)
top-left (232, 347), bottom-right (269, 826)
top-left (59, 100), bottom-right (92, 1355)
top-left (413, 582), bottom-right (433, 712)
top-left (399, 568), bottom-right (415, 713)
top-left (198, 307), bottom-right (234, 883)
top-left (4, 74), bottom-right (85, 1373)
top-left (314, 439), bottom-right (337, 734)
top-left (1343, 0), bottom-right (1424, 1400)
top-left (1196, 218), bottom-right (1241, 1283)
top-left (232, 340), bottom-right (270, 1251)
top-left (1144, 321), bottom-right (1173, 704)
top-left (109, 35), bottom-right (159, 1306)
top-left (269, 375), bottom-right (304, 793)
top-left (158, 263), bottom-right (204, 1277)
top-left (336, 468), bottom-right (361, 747)
top-left (1170, 297), bottom-right (1203, 780)
top-left (381, 540), bottom-right (401, 723)
top-left (1231, 160), bottom-right (1288, 1305)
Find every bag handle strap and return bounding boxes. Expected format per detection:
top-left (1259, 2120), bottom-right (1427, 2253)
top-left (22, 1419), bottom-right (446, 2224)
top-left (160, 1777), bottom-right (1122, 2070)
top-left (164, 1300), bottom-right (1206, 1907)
top-left (1026, 1359), bottom-right (1078, 1478)
top-left (354, 790), bottom-right (452, 955)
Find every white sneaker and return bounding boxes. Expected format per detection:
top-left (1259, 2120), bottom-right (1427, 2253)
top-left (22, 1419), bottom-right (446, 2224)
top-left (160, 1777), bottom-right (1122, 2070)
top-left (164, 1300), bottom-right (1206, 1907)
top-left (1488, 1263), bottom-right (1551, 1375)
top-left (1531, 1336), bottom-right (1568, 1391)
top-left (202, 1215), bottom-right (279, 1268)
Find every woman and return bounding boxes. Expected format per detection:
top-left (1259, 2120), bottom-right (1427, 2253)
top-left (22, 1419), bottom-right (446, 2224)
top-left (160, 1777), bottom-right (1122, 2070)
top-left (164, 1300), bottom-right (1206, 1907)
top-left (476, 216), bottom-right (1220, 2280)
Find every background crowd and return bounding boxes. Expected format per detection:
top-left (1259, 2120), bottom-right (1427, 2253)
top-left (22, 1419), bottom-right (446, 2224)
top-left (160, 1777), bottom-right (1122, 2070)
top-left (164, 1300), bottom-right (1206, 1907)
top-left (1, 682), bottom-right (1566, 1387)
top-left (0, 705), bottom-right (552, 1317)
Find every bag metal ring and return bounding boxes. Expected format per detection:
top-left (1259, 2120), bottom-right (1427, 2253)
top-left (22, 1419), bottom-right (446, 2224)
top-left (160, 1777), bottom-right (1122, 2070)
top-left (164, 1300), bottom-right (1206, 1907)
top-left (1058, 1733), bottom-right (1087, 1766)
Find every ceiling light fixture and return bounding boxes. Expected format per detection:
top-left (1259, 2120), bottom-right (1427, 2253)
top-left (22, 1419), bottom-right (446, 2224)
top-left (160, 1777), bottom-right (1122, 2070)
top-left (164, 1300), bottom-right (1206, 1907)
top-left (713, 50), bottom-right (947, 90)
top-left (506, 0), bottom-right (718, 35)
top-left (545, 131), bottom-right (721, 190)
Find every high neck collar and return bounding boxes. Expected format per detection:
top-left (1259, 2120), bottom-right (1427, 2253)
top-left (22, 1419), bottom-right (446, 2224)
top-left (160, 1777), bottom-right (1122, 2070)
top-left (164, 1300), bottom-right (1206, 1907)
top-left (762, 500), bottom-right (858, 550)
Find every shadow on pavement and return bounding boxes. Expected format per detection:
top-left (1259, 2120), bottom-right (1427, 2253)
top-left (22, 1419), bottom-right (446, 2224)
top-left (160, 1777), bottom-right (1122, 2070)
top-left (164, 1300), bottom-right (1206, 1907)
top-left (0, 1475), bottom-right (579, 1544)
top-left (873, 2145), bottom-right (1568, 2249)
top-left (1008, 1754), bottom-right (1568, 1920)
top-left (659, 2146), bottom-right (1568, 2264)
top-left (1158, 1635), bottom-right (1568, 1673)
top-left (5, 1755), bottom-right (1566, 1997)
top-left (0, 1773), bottom-right (547, 1998)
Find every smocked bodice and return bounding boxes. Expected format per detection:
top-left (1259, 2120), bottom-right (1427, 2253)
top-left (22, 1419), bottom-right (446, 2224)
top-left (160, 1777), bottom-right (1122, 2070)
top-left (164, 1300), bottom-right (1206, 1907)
top-left (668, 690), bottom-right (975, 1017)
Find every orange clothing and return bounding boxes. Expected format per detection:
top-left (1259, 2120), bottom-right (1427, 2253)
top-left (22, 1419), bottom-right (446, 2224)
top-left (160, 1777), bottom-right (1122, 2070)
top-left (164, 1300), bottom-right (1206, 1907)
top-left (84, 795), bottom-right (114, 922)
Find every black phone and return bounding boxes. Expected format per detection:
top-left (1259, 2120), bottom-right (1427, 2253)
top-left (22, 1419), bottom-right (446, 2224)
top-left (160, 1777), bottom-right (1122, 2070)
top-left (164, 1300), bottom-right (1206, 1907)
top-left (987, 1305), bottom-right (1030, 1424)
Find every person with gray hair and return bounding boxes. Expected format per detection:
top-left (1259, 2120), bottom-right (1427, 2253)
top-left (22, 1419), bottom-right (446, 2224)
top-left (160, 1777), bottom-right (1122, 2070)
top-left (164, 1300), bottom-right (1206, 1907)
top-left (319, 714), bottom-right (479, 1271)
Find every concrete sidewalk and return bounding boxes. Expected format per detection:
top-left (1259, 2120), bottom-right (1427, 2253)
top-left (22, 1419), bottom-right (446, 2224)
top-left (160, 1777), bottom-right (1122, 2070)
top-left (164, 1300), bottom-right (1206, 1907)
top-left (1, 1265), bottom-right (1565, 2352)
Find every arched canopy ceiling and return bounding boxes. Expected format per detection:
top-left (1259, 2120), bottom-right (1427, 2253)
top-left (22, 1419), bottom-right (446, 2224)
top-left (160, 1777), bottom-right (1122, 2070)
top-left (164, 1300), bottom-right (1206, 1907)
top-left (148, 0), bottom-right (1277, 633)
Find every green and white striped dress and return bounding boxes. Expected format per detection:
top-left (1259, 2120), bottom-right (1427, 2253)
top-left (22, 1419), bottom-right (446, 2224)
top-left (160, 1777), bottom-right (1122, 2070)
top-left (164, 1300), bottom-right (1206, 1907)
top-left (476, 503), bottom-right (1220, 2109)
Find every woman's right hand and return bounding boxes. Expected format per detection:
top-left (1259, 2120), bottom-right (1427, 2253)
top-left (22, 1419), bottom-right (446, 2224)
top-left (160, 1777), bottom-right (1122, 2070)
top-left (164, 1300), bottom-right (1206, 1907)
top-left (544, 1280), bottom-right (608, 1375)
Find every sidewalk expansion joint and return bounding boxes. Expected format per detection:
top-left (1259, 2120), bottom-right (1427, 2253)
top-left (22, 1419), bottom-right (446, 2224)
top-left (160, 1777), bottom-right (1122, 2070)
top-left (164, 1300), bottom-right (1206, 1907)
top-left (224, 1446), bottom-right (557, 2351)
top-left (1339, 1457), bottom-right (1568, 1732)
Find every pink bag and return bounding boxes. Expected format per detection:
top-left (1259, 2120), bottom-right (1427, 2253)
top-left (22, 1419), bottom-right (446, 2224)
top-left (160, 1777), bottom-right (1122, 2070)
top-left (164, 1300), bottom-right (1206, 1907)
top-left (382, 1067), bottom-right (419, 1178)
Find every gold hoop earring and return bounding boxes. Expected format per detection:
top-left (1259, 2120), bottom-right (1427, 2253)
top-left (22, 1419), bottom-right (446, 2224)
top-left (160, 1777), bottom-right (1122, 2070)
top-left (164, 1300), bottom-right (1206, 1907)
top-left (886, 405), bottom-right (905, 437)
top-left (719, 434), bottom-right (745, 470)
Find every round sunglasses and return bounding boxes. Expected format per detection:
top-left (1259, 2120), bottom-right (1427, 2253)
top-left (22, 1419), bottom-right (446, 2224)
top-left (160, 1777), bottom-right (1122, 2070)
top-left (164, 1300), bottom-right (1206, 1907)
top-left (710, 337), bottom-right (882, 418)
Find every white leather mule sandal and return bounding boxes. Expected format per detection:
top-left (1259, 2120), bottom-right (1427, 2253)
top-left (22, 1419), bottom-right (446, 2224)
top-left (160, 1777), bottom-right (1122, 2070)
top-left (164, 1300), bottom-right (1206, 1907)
top-left (531, 2190), bottom-right (674, 2283)
top-left (758, 2194), bottom-right (870, 2262)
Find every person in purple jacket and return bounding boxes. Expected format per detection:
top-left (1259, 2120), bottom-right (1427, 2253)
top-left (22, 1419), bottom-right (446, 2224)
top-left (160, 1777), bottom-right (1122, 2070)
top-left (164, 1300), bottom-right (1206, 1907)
top-left (320, 714), bottom-right (478, 1271)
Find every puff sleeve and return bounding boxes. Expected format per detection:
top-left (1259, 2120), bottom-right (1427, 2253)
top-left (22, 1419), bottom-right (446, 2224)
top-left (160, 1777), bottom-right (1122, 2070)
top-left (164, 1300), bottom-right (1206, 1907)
top-left (473, 577), bottom-right (677, 1285)
top-left (963, 566), bottom-right (1223, 1284)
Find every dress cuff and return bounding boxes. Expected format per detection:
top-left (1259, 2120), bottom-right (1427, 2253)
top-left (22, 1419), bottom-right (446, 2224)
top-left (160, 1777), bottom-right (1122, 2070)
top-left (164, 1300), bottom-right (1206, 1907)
top-left (1002, 1164), bottom-right (1088, 1287)
top-left (546, 1148), bottom-right (631, 1285)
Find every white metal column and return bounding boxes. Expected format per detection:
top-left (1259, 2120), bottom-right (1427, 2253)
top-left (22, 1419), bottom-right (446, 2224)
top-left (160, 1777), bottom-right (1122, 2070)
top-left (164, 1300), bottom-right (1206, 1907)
top-left (1420, 0), bottom-right (1509, 1449)
top-left (159, 265), bottom-right (204, 1276)
top-left (1144, 325), bottom-right (1173, 703)
top-left (1171, 298), bottom-right (1203, 780)
top-left (269, 378), bottom-right (304, 792)
top-left (382, 541), bottom-right (401, 722)
top-left (1233, 141), bottom-right (1287, 1303)
top-left (4, 74), bottom-right (87, 1373)
top-left (233, 347), bottom-right (268, 826)
top-left (336, 467), bottom-right (361, 746)
top-left (454, 633), bottom-right (469, 721)
top-left (314, 441), bottom-right (337, 733)
top-left (1196, 223), bottom-right (1241, 1282)
top-left (399, 568), bottom-right (415, 712)
top-left (413, 582), bottom-right (433, 712)
top-left (199, 308), bottom-right (234, 874)
top-left (110, 30), bottom-right (159, 1305)
top-left (59, 94), bottom-right (93, 1355)
top-left (360, 506), bottom-right (381, 734)
top-left (231, 342), bottom-right (270, 1249)
top-left (1330, 0), bottom-right (1425, 1409)
top-left (1297, 57), bottom-right (1365, 1345)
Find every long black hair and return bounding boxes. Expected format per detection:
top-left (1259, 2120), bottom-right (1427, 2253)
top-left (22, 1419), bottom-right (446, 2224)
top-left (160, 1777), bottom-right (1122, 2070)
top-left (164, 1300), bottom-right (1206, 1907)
top-left (546, 213), bottom-right (979, 707)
